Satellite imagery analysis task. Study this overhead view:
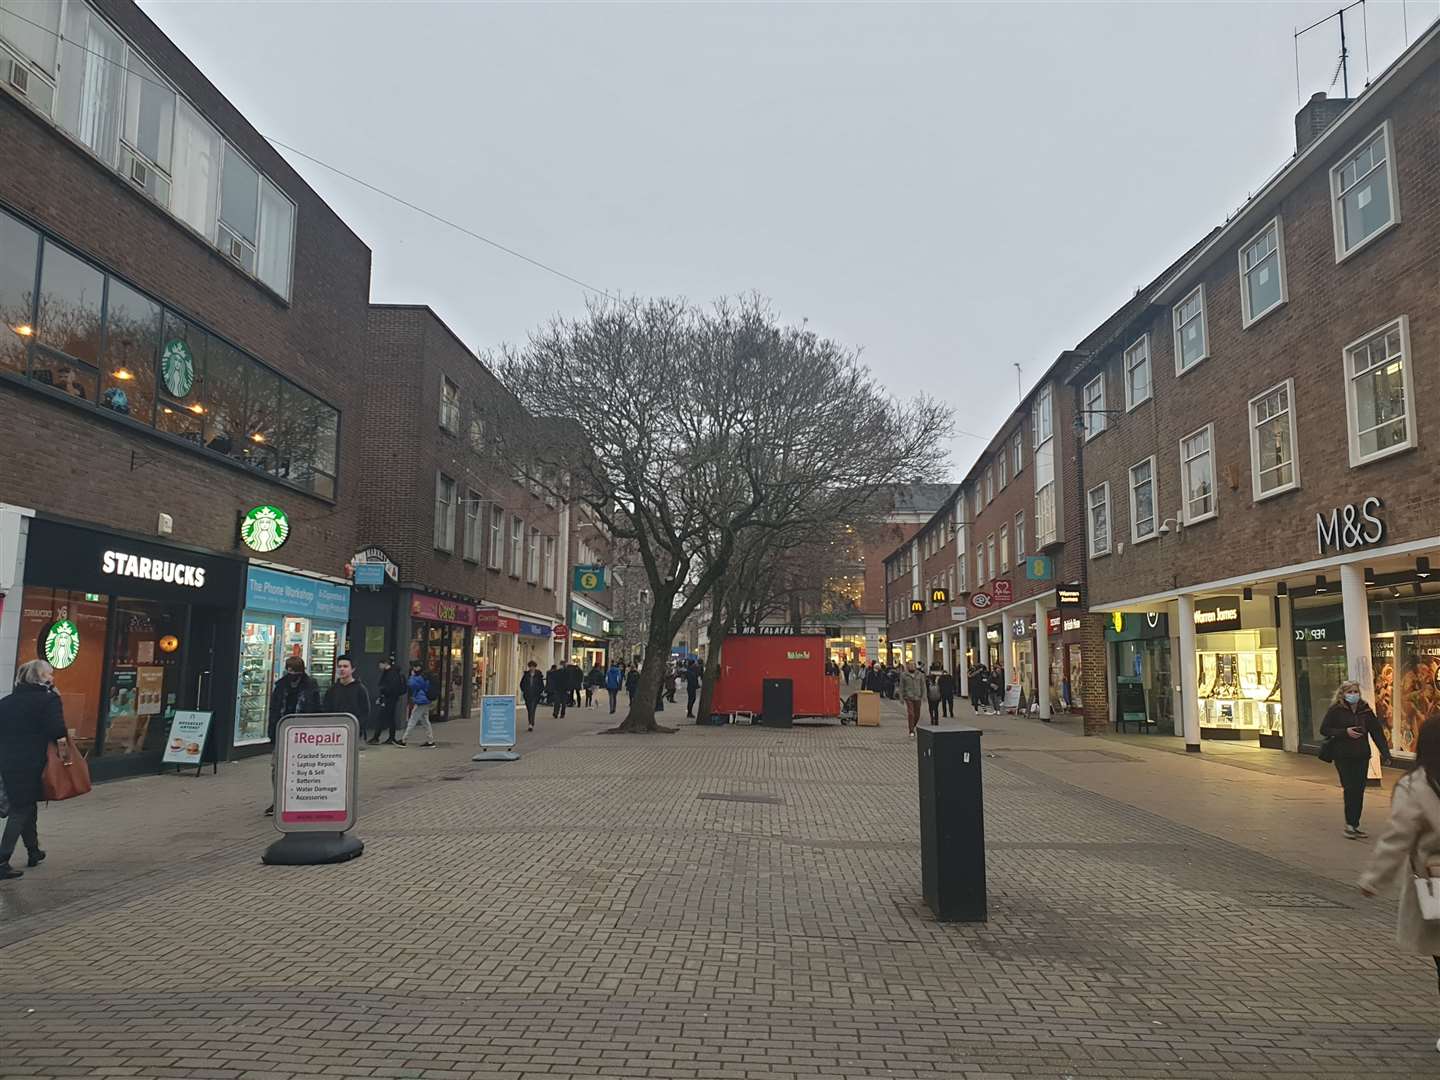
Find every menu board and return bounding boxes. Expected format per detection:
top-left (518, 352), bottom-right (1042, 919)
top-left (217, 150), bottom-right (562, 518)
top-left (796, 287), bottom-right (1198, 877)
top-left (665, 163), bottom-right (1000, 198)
top-left (162, 710), bottom-right (213, 765)
top-left (1372, 635), bottom-right (1398, 748)
top-left (1382, 634), bottom-right (1440, 756)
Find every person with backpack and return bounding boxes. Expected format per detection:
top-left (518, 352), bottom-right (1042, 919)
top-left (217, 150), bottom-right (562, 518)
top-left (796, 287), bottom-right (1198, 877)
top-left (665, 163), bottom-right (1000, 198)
top-left (397, 661), bottom-right (437, 747)
top-left (605, 659), bottom-right (624, 715)
top-left (585, 661), bottom-right (605, 708)
top-left (1321, 679), bottom-right (1392, 838)
top-left (1360, 714), bottom-right (1440, 1049)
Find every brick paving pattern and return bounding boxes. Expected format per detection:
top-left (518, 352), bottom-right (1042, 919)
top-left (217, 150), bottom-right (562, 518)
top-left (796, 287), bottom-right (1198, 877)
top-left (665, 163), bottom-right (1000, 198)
top-left (2, 703), bottom-right (1437, 1078)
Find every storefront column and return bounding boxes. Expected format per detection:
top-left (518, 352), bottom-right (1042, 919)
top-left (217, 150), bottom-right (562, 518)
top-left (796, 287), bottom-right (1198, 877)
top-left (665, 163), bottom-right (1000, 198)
top-left (1339, 562), bottom-right (1382, 781)
top-left (1177, 594), bottom-right (1201, 752)
top-left (1033, 598), bottom-right (1051, 720)
top-left (957, 639), bottom-right (968, 696)
top-left (1276, 595), bottom-right (1300, 754)
top-left (940, 631), bottom-right (951, 673)
top-left (1001, 613), bottom-right (1014, 686)
top-left (974, 618), bottom-right (986, 673)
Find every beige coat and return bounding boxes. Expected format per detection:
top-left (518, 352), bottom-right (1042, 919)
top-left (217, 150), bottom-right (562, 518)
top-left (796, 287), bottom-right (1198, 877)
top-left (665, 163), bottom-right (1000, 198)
top-left (1358, 772), bottom-right (1440, 956)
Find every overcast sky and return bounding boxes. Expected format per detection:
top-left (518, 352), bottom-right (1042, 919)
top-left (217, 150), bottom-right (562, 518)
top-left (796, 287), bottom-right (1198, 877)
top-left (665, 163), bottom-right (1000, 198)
top-left (139, 0), bottom-right (1424, 476)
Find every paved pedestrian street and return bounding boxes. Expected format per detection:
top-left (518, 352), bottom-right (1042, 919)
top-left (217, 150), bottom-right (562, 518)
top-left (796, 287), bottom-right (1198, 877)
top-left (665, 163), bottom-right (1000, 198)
top-left (2, 702), bottom-right (1437, 1079)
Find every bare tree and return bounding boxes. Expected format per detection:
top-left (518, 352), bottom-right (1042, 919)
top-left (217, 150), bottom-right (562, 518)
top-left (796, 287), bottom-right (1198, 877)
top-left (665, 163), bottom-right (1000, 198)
top-left (497, 295), bottom-right (950, 732)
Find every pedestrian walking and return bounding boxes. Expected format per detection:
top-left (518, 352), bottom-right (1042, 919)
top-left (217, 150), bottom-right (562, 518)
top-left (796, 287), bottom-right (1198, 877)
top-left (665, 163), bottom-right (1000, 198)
top-left (842, 661), bottom-right (851, 685)
top-left (939, 667), bottom-right (956, 718)
top-left (565, 656), bottom-right (584, 708)
top-left (367, 656), bottom-right (405, 745)
top-left (0, 660), bottom-right (69, 880)
top-left (1359, 714), bottom-right (1440, 1052)
top-left (990, 667), bottom-right (1008, 712)
top-left (969, 663), bottom-right (989, 714)
top-left (399, 661), bottom-right (437, 747)
top-left (1321, 679), bottom-right (1392, 838)
top-left (925, 666), bottom-right (942, 725)
top-left (685, 660), bottom-right (701, 718)
top-left (324, 654), bottom-right (371, 724)
top-left (265, 655), bottom-right (321, 815)
top-left (625, 666), bottom-right (639, 703)
top-left (900, 661), bottom-right (926, 737)
top-left (520, 660), bottom-right (545, 731)
top-left (605, 659), bottom-right (624, 715)
top-left (546, 664), bottom-right (567, 718)
top-left (585, 662), bottom-right (605, 708)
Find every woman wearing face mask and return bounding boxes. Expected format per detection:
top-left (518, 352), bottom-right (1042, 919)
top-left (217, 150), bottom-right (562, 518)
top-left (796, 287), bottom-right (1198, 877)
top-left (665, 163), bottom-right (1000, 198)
top-left (1321, 679), bottom-right (1393, 839)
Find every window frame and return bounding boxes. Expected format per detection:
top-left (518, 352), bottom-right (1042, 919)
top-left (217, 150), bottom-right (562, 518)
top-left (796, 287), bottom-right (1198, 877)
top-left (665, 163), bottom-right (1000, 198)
top-left (1013, 510), bottom-right (1025, 561)
top-left (1179, 423), bottom-right (1217, 526)
top-left (1010, 429), bottom-right (1023, 474)
top-left (488, 506), bottom-right (504, 569)
top-left (509, 515), bottom-right (524, 577)
top-left (1124, 334), bottom-right (1151, 411)
top-left (1082, 373), bottom-right (1106, 440)
top-left (999, 524), bottom-right (1009, 573)
top-left (527, 526), bottom-right (540, 584)
top-left (986, 533), bottom-right (997, 582)
top-left (1343, 315), bottom-right (1415, 467)
top-left (1129, 457), bottom-right (1158, 544)
top-left (1087, 482), bottom-right (1111, 559)
top-left (1172, 284), bottom-right (1209, 376)
top-left (462, 488), bottom-right (482, 561)
top-left (1330, 120), bottom-right (1401, 264)
top-left (439, 376), bottom-right (460, 433)
top-left (1238, 216), bottom-right (1288, 328)
top-left (433, 472), bottom-right (456, 552)
top-left (1249, 379), bottom-right (1300, 501)
top-left (544, 535), bottom-right (556, 590)
top-left (997, 445), bottom-right (1008, 489)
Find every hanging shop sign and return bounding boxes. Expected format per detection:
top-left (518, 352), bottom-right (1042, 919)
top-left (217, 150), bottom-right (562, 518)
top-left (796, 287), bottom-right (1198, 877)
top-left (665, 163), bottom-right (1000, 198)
top-left (1024, 555), bottom-right (1053, 581)
top-left (1057, 583), bottom-right (1085, 609)
top-left (572, 565), bottom-right (607, 592)
top-left (352, 547), bottom-right (400, 583)
top-left (410, 594), bottom-right (474, 626)
top-left (991, 580), bottom-right (1013, 603)
top-left (239, 504), bottom-right (290, 553)
top-left (1193, 596), bottom-right (1242, 633)
top-left (1315, 496), bottom-right (1384, 556)
top-left (950, 605), bottom-right (968, 622)
top-left (1046, 610), bottom-right (1084, 637)
top-left (930, 587), bottom-right (949, 605)
top-left (970, 590), bottom-right (993, 610)
top-left (1011, 617), bottom-right (1029, 638)
top-left (910, 599), bottom-right (925, 614)
top-left (43, 618), bottom-right (80, 669)
top-left (553, 623), bottom-right (570, 641)
top-left (354, 563), bottom-right (384, 587)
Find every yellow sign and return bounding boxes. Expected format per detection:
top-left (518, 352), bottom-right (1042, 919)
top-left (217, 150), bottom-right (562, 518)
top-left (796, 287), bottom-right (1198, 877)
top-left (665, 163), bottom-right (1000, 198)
top-left (1111, 612), bottom-right (1124, 634)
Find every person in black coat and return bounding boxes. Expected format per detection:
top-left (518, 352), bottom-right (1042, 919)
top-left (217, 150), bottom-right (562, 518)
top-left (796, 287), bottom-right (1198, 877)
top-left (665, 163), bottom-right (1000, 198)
top-left (519, 661), bottom-right (545, 731)
top-left (368, 656), bottom-right (406, 745)
top-left (938, 667), bottom-right (957, 718)
top-left (265, 655), bottom-right (321, 816)
top-left (547, 664), bottom-right (567, 718)
top-left (684, 661), bottom-right (702, 718)
top-left (625, 667), bottom-right (640, 703)
top-left (1320, 679), bottom-right (1393, 838)
top-left (0, 660), bottom-right (69, 879)
top-left (565, 658), bottom-right (584, 707)
top-left (584, 663), bottom-right (605, 708)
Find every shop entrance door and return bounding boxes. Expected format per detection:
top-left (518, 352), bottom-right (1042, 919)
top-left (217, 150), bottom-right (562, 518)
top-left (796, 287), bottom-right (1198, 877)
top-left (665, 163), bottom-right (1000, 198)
top-left (418, 623), bottom-right (470, 722)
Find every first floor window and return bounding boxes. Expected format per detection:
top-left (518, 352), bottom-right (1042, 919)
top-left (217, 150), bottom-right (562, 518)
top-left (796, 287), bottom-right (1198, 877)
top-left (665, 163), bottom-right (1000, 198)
top-left (488, 507), bottom-right (504, 568)
top-left (1250, 381), bottom-right (1298, 498)
top-left (1173, 285), bottom-right (1208, 373)
top-left (1180, 424), bottom-right (1215, 523)
top-left (1345, 316), bottom-right (1413, 465)
top-left (987, 534), bottom-right (997, 580)
top-left (544, 535), bottom-right (556, 589)
top-left (1125, 335), bottom-right (1151, 409)
top-left (999, 525), bottom-right (1010, 572)
top-left (1014, 511), bottom-right (1026, 560)
top-left (527, 527), bottom-right (540, 583)
top-left (1130, 458), bottom-right (1156, 541)
top-left (434, 473), bottom-right (456, 551)
top-left (510, 516), bottom-right (524, 575)
top-left (463, 489), bottom-right (481, 560)
top-left (1088, 483), bottom-right (1111, 557)
top-left (1083, 374), bottom-right (1106, 439)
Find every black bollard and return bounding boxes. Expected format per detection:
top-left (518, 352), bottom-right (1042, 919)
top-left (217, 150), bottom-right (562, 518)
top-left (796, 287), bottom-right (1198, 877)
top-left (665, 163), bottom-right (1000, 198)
top-left (916, 726), bottom-right (986, 922)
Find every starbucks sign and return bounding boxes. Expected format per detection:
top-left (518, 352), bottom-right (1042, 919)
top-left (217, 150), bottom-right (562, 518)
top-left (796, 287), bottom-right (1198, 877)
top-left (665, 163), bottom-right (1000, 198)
top-left (44, 619), bottom-right (80, 669)
top-left (161, 339), bottom-right (194, 397)
top-left (240, 504), bottom-right (290, 553)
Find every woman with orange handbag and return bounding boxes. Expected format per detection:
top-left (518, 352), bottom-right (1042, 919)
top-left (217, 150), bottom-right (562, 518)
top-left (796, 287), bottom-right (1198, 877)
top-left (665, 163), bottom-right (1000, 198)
top-left (0, 659), bottom-right (70, 881)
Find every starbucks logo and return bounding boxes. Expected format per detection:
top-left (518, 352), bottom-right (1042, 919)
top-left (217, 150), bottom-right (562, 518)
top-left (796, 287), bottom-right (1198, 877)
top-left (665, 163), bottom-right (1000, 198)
top-left (161, 339), bottom-right (194, 398)
top-left (44, 619), bottom-right (80, 670)
top-left (240, 504), bottom-right (290, 553)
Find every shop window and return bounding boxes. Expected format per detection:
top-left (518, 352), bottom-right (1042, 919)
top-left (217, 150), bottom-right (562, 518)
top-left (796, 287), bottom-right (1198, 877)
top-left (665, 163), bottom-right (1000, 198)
top-left (100, 279), bottom-right (160, 423)
top-left (1240, 217), bottom-right (1287, 326)
top-left (15, 587), bottom-right (110, 754)
top-left (34, 240), bottom-right (104, 396)
top-left (0, 209), bottom-right (38, 374)
top-left (1331, 121), bottom-right (1399, 260)
top-left (1180, 424), bottom-right (1216, 524)
top-left (1172, 285), bottom-right (1208, 374)
top-left (102, 596), bottom-right (185, 756)
top-left (1344, 316), bottom-right (1414, 466)
top-left (1088, 482), bottom-right (1110, 557)
top-left (434, 472), bottom-right (456, 551)
top-left (1129, 457), bottom-right (1156, 542)
top-left (1249, 380), bottom-right (1298, 499)
top-left (1125, 334), bottom-right (1151, 410)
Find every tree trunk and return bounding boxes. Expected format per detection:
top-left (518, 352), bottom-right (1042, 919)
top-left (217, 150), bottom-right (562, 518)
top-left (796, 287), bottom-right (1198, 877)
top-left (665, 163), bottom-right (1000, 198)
top-left (696, 604), bottom-right (727, 722)
top-left (611, 609), bottom-right (678, 733)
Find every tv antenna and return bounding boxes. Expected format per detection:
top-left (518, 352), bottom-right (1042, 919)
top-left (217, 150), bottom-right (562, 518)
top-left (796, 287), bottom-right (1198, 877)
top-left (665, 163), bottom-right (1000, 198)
top-left (1294, 0), bottom-right (1371, 105)
top-left (1013, 362), bottom-right (1022, 402)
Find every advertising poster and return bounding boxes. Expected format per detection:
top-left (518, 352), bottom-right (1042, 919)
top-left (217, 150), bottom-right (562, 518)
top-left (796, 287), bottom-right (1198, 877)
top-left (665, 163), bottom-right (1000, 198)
top-left (279, 721), bottom-right (352, 826)
top-left (162, 710), bottom-right (213, 765)
top-left (136, 667), bottom-right (164, 716)
top-left (104, 668), bottom-right (139, 752)
top-left (480, 695), bottom-right (518, 749)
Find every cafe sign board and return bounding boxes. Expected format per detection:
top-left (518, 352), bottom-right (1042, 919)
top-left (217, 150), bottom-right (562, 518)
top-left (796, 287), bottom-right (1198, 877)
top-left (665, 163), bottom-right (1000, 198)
top-left (273, 713), bottom-right (359, 833)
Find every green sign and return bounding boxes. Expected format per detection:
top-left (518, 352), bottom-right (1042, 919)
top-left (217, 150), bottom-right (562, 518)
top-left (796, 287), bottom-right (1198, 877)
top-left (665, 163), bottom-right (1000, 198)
top-left (1024, 555), bottom-right (1053, 581)
top-left (364, 626), bottom-right (386, 653)
top-left (239, 504), bottom-right (290, 553)
top-left (573, 565), bottom-right (605, 592)
top-left (44, 619), bottom-right (80, 669)
top-left (160, 339), bottom-right (195, 398)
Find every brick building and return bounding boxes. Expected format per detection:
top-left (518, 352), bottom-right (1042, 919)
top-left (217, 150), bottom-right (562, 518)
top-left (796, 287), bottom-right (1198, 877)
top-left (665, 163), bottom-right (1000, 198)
top-left (1067, 27), bottom-right (1440, 763)
top-left (0, 0), bottom-right (371, 776)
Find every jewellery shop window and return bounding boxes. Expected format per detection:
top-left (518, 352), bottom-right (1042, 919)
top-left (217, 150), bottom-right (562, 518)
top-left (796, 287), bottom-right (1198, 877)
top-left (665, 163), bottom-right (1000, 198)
top-left (1196, 629), bottom-right (1282, 745)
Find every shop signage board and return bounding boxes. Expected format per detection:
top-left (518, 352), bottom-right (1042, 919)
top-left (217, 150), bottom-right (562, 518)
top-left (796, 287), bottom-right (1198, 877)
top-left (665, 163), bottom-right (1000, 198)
top-left (352, 546), bottom-right (400, 582)
top-left (1057, 583), bottom-right (1085, 609)
top-left (1193, 596), bottom-right (1242, 633)
top-left (239, 505), bottom-right (290, 553)
top-left (476, 609), bottom-right (522, 634)
top-left (1315, 496), bottom-right (1384, 556)
top-left (1024, 556), bottom-right (1053, 581)
top-left (569, 601), bottom-right (600, 633)
top-left (930, 587), bottom-right (949, 605)
top-left (572, 565), bottom-right (606, 592)
top-left (950, 605), bottom-right (967, 621)
top-left (247, 567), bottom-right (350, 622)
top-left (27, 520), bottom-right (243, 605)
top-left (553, 624), bottom-right (570, 641)
top-left (410, 594), bottom-right (474, 626)
top-left (1011, 618), bottom-right (1028, 637)
top-left (160, 338), bottom-right (195, 397)
top-left (354, 563), bottom-right (384, 587)
top-left (480, 695), bottom-right (518, 750)
top-left (43, 618), bottom-right (80, 669)
top-left (991, 580), bottom-right (1013, 603)
top-left (1105, 611), bottom-right (1169, 642)
top-left (273, 713), bottom-right (358, 831)
top-left (162, 710), bottom-right (214, 773)
top-left (970, 591), bottom-right (993, 610)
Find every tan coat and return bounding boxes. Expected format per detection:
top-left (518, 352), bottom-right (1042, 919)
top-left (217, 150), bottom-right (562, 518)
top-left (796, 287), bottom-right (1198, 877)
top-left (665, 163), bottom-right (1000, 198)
top-left (1358, 772), bottom-right (1440, 956)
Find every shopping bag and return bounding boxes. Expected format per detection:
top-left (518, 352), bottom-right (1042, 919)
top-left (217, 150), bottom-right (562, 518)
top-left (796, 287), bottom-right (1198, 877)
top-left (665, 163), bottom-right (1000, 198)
top-left (1415, 877), bottom-right (1440, 922)
top-left (41, 738), bottom-right (92, 801)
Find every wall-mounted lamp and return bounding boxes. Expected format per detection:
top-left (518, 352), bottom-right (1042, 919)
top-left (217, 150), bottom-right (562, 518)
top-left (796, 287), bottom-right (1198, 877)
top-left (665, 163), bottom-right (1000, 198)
top-left (1419, 557), bottom-right (1432, 580)
top-left (1315, 575), bottom-right (1329, 594)
top-left (1242, 587), bottom-right (1253, 602)
top-left (1276, 581), bottom-right (1289, 597)
top-left (1363, 567), bottom-right (1376, 586)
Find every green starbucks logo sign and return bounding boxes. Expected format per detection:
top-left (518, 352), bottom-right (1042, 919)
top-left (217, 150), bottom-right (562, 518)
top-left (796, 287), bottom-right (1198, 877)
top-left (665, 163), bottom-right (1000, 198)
top-left (44, 619), bottom-right (80, 670)
top-left (161, 339), bottom-right (194, 398)
top-left (240, 504), bottom-right (289, 553)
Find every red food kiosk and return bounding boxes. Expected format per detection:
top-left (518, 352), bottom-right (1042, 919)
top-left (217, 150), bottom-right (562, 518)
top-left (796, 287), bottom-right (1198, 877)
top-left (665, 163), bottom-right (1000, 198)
top-left (709, 633), bottom-right (841, 719)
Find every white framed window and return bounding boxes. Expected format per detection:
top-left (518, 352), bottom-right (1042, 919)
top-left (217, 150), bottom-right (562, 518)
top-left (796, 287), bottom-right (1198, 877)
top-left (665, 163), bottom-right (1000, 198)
top-left (1087, 483), bottom-right (1111, 558)
top-left (1124, 334), bottom-right (1151, 410)
top-left (997, 446), bottom-right (1008, 489)
top-left (983, 466), bottom-right (993, 504)
top-left (1172, 284), bottom-right (1208, 374)
top-left (999, 525), bottom-right (1010, 572)
top-left (1249, 380), bottom-right (1299, 500)
top-left (1331, 120), bottom-right (1400, 262)
top-left (440, 377), bottom-right (460, 433)
top-left (1032, 384), bottom-right (1057, 549)
top-left (1239, 217), bottom-right (1287, 327)
top-left (972, 486), bottom-right (982, 519)
top-left (987, 534), bottom-right (997, 581)
top-left (1082, 374), bottom-right (1106, 440)
top-left (510, 516), bottom-right (524, 576)
top-left (463, 489), bottom-right (482, 561)
top-left (1129, 457), bottom-right (1157, 543)
top-left (1010, 430), bottom-right (1023, 474)
top-left (469, 414), bottom-right (487, 453)
top-left (1180, 424), bottom-right (1216, 524)
top-left (544, 535), bottom-right (556, 590)
top-left (527, 527), bottom-right (540, 584)
top-left (1344, 316), bottom-right (1415, 466)
top-left (1031, 385), bottom-right (1052, 448)
top-left (955, 524), bottom-right (968, 592)
top-left (488, 507), bottom-right (504, 569)
top-left (434, 473), bottom-right (456, 551)
top-left (1014, 511), bottom-right (1025, 560)
top-left (975, 546), bottom-right (986, 587)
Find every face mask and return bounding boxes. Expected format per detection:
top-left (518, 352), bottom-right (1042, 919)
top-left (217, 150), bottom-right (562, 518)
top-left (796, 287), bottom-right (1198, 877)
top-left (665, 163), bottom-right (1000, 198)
top-left (1344, 692), bottom-right (1361, 705)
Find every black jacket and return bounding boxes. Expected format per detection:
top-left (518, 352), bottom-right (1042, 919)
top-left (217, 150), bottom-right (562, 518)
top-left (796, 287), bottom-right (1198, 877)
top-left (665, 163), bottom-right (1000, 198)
top-left (0, 683), bottom-right (67, 806)
top-left (685, 666), bottom-right (701, 691)
top-left (375, 666), bottom-right (405, 708)
top-left (324, 679), bottom-right (371, 722)
top-left (565, 664), bottom-right (584, 691)
top-left (625, 670), bottom-right (639, 694)
top-left (268, 674), bottom-right (322, 742)
top-left (520, 669), bottom-right (545, 705)
top-left (545, 668), bottom-right (563, 696)
top-left (938, 672), bottom-right (956, 696)
top-left (1320, 701), bottom-right (1391, 761)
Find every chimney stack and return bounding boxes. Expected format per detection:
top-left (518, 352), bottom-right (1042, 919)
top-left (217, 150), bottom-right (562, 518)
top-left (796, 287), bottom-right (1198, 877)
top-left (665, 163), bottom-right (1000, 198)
top-left (1295, 91), bottom-right (1350, 154)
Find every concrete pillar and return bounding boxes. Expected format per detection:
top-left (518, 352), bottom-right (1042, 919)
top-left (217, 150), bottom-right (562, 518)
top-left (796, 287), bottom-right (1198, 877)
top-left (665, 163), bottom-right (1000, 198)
top-left (1177, 594), bottom-right (1201, 752)
top-left (940, 630), bottom-right (951, 673)
top-left (957, 630), bottom-right (969, 697)
top-left (1339, 562), bottom-right (1382, 781)
top-left (1001, 612), bottom-right (1014, 707)
top-left (1033, 598), bottom-right (1051, 721)
top-left (1276, 593), bottom-right (1300, 753)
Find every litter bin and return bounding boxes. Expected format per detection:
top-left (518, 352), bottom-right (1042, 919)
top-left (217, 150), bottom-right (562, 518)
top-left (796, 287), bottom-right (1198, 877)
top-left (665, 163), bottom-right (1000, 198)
top-left (916, 726), bottom-right (986, 922)
top-left (855, 690), bottom-right (880, 726)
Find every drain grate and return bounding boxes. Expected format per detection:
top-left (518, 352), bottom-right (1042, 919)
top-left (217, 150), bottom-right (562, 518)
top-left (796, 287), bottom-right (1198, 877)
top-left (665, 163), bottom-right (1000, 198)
top-left (698, 792), bottom-right (785, 805)
top-left (1249, 891), bottom-right (1347, 909)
